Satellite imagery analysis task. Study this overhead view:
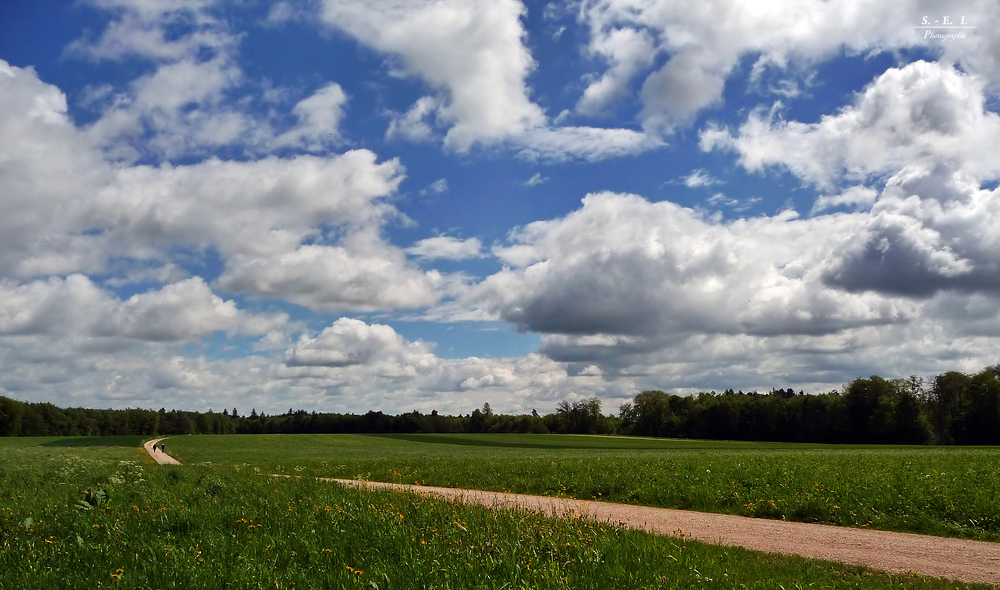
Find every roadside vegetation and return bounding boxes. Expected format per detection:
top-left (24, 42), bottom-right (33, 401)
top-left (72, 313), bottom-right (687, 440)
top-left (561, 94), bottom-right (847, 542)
top-left (166, 433), bottom-right (1000, 543)
top-left (1, 437), bottom-right (993, 589)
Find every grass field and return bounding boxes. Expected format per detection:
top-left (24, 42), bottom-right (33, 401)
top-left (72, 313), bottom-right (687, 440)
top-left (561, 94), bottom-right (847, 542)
top-left (165, 433), bottom-right (1000, 542)
top-left (1, 435), bottom-right (997, 589)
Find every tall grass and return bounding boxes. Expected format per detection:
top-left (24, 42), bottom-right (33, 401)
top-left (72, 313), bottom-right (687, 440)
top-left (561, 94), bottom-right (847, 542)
top-left (0, 438), bottom-right (992, 589)
top-left (167, 433), bottom-right (1000, 541)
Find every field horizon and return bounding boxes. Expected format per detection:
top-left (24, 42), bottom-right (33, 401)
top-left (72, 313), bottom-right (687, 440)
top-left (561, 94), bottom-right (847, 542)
top-left (2, 434), bottom-right (998, 588)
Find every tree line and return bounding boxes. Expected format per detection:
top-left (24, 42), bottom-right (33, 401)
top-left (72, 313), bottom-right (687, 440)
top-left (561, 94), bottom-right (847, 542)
top-left (619, 367), bottom-right (1000, 444)
top-left (1, 366), bottom-right (998, 444)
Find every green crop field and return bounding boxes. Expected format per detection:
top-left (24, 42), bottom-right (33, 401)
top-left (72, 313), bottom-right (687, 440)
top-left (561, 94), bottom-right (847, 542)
top-left (0, 435), bottom-right (996, 589)
top-left (167, 433), bottom-right (1000, 542)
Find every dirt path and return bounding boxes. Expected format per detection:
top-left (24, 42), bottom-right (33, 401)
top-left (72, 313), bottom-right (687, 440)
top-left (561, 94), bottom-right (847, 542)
top-left (331, 479), bottom-right (1000, 585)
top-left (140, 443), bottom-right (999, 584)
top-left (143, 438), bottom-right (181, 465)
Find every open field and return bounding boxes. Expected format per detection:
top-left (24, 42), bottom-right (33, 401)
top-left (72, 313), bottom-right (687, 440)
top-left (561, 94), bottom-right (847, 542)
top-left (1, 437), bottom-right (995, 589)
top-left (165, 433), bottom-right (1000, 542)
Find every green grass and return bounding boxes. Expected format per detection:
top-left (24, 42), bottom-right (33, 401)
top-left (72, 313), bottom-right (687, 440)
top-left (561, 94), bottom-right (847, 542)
top-left (166, 433), bottom-right (1000, 542)
top-left (0, 437), bottom-right (993, 589)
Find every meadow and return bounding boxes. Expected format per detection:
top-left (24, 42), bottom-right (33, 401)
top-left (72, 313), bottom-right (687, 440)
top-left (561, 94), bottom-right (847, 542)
top-left (0, 435), bottom-right (996, 589)
top-left (167, 433), bottom-right (1000, 542)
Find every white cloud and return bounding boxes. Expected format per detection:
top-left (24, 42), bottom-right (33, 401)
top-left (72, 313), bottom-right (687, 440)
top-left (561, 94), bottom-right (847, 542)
top-left (421, 187), bottom-right (1000, 394)
top-left (70, 2), bottom-right (356, 159)
top-left (275, 83), bottom-right (349, 150)
top-left (277, 318), bottom-right (618, 413)
top-left (577, 0), bottom-right (1000, 131)
top-left (706, 192), bottom-right (736, 207)
top-left (286, 317), bottom-right (432, 368)
top-left (219, 242), bottom-right (445, 313)
top-left (406, 236), bottom-right (483, 260)
top-left (704, 62), bottom-right (1000, 190)
top-left (0, 274), bottom-right (285, 342)
top-left (420, 178), bottom-right (449, 196)
top-left (517, 125), bottom-right (664, 161)
top-left (698, 60), bottom-right (1000, 299)
top-left (683, 169), bottom-right (721, 188)
top-left (811, 186), bottom-right (878, 214)
top-left (1, 61), bottom-right (449, 314)
top-left (0, 60), bottom-right (114, 277)
top-left (525, 173), bottom-right (548, 187)
top-left (473, 191), bottom-right (911, 340)
top-left (67, 0), bottom-right (233, 63)
top-left (68, 1), bottom-right (255, 160)
top-left (577, 26), bottom-right (657, 116)
top-left (386, 96), bottom-right (439, 142)
top-left (320, 0), bottom-right (545, 151)
top-left (318, 0), bottom-right (664, 161)
top-left (822, 168), bottom-right (1000, 297)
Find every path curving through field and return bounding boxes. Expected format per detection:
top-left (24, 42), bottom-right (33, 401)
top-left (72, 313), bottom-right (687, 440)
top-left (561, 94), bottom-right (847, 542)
top-left (142, 443), bottom-right (1000, 584)
top-left (143, 438), bottom-right (181, 465)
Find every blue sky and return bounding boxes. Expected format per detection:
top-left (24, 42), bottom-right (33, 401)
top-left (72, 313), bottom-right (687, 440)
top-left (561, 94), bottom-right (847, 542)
top-left (1, 0), bottom-right (999, 415)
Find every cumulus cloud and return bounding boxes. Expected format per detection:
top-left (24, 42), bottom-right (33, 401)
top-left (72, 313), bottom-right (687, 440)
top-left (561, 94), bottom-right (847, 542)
top-left (700, 61), bottom-right (1000, 300)
top-left (0, 60), bottom-right (114, 277)
top-left (386, 96), bottom-right (440, 142)
top-left (278, 318), bottom-right (620, 413)
top-left (274, 83), bottom-right (349, 150)
top-left (577, 0), bottom-right (1000, 131)
top-left (406, 236), bottom-right (483, 261)
top-left (430, 188), bottom-right (1000, 392)
top-left (68, 1), bottom-right (358, 159)
top-left (822, 169), bottom-right (1000, 297)
top-left (68, 1), bottom-right (254, 159)
top-left (577, 26), bottom-right (657, 116)
top-left (219, 242), bottom-right (445, 313)
top-left (320, 0), bottom-right (544, 151)
top-left (811, 186), bottom-right (878, 214)
top-left (703, 62), bottom-right (1000, 189)
top-left (1, 60), bottom-right (448, 315)
top-left (474, 191), bottom-right (911, 342)
top-left (0, 274), bottom-right (285, 342)
top-left (318, 0), bottom-right (663, 161)
top-left (286, 317), bottom-right (432, 368)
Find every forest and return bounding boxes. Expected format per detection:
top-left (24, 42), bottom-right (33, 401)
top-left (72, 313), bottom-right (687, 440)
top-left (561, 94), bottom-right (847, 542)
top-left (1, 366), bottom-right (998, 445)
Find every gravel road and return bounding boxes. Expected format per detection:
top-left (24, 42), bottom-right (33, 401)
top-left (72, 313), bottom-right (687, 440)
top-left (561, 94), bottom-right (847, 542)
top-left (332, 478), bottom-right (1000, 585)
top-left (143, 438), bottom-right (181, 465)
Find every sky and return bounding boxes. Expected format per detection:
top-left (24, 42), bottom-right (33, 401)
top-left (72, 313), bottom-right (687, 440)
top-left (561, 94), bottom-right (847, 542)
top-left (1, 0), bottom-right (999, 416)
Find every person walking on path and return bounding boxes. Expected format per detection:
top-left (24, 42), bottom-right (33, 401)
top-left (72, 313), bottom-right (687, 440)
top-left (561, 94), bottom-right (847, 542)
top-left (144, 438), bottom-right (181, 465)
